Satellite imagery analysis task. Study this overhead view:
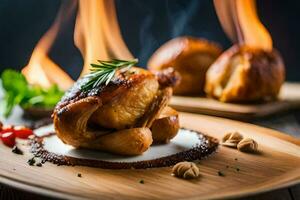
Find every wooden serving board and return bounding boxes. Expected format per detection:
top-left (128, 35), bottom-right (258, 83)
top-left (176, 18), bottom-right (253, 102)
top-left (170, 82), bottom-right (300, 120)
top-left (0, 113), bottom-right (299, 200)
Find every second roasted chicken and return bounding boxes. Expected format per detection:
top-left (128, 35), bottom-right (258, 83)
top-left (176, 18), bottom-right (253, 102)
top-left (53, 60), bottom-right (180, 156)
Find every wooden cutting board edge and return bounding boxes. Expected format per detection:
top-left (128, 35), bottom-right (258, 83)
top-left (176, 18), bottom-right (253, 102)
top-left (0, 175), bottom-right (80, 200)
top-left (170, 82), bottom-right (300, 120)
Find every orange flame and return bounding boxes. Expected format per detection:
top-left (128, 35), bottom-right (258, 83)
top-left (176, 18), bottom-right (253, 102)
top-left (22, 1), bottom-right (76, 91)
top-left (22, 0), bottom-right (132, 90)
top-left (74, 0), bottom-right (133, 76)
top-left (214, 0), bottom-right (272, 51)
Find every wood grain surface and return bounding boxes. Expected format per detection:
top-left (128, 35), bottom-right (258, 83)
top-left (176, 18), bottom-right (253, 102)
top-left (0, 113), bottom-right (299, 200)
top-left (170, 83), bottom-right (300, 119)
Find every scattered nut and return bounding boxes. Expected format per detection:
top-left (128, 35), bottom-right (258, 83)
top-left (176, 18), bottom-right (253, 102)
top-left (0, 121), bottom-right (3, 130)
top-left (222, 132), bottom-right (243, 148)
top-left (172, 161), bottom-right (200, 179)
top-left (237, 138), bottom-right (258, 153)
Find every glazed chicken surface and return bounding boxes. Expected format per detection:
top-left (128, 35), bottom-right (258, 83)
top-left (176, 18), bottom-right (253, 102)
top-left (205, 45), bottom-right (285, 102)
top-left (53, 67), bottom-right (180, 155)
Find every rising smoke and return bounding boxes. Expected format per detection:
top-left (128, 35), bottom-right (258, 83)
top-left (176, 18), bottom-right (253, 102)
top-left (136, 0), bottom-right (202, 66)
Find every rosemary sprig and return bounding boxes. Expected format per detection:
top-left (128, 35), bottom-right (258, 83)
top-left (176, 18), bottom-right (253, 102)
top-left (81, 58), bottom-right (138, 91)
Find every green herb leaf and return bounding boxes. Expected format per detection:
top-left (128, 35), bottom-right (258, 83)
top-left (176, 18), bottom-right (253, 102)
top-left (1, 70), bottom-right (29, 117)
top-left (0, 69), bottom-right (65, 118)
top-left (81, 58), bottom-right (138, 92)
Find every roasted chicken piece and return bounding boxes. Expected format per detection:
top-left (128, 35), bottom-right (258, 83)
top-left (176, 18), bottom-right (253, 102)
top-left (90, 68), bottom-right (160, 130)
top-left (205, 45), bottom-right (285, 102)
top-left (53, 67), bottom-right (180, 155)
top-left (151, 106), bottom-right (179, 144)
top-left (148, 36), bottom-right (222, 95)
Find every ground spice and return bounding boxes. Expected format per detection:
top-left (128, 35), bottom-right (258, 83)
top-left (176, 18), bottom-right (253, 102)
top-left (36, 163), bottom-right (43, 167)
top-left (218, 171), bottom-right (225, 177)
top-left (27, 157), bottom-right (36, 166)
top-left (12, 146), bottom-right (23, 155)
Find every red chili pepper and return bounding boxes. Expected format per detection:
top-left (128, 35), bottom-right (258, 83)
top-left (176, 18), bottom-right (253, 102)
top-left (1, 131), bottom-right (16, 147)
top-left (13, 126), bottom-right (33, 139)
top-left (0, 125), bottom-right (14, 136)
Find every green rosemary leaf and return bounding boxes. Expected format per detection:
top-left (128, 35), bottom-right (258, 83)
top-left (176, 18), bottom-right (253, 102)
top-left (81, 58), bottom-right (138, 92)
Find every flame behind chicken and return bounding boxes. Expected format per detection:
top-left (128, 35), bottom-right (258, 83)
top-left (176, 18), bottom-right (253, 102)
top-left (53, 60), bottom-right (180, 155)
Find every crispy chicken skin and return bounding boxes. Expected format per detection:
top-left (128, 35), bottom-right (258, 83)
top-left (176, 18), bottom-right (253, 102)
top-left (53, 67), bottom-right (180, 155)
top-left (151, 106), bottom-right (179, 144)
top-left (205, 45), bottom-right (285, 102)
top-left (148, 36), bottom-right (222, 95)
top-left (80, 127), bottom-right (153, 156)
top-left (90, 71), bottom-right (159, 130)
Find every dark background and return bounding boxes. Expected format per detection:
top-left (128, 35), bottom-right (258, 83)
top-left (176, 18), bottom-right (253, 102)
top-left (0, 0), bottom-right (299, 81)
